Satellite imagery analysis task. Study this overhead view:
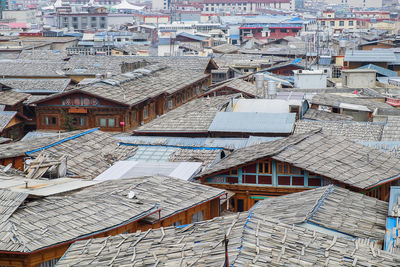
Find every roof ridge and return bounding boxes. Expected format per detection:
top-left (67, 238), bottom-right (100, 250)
top-left (25, 128), bottom-right (99, 155)
top-left (304, 185), bottom-right (335, 222)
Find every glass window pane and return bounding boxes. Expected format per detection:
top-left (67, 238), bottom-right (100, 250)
top-left (100, 118), bottom-right (107, 127)
top-left (108, 118), bottom-right (115, 127)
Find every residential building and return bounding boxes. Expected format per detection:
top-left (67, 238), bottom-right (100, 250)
top-left (56, 186), bottom-right (400, 266)
top-left (196, 131), bottom-right (400, 211)
top-left (0, 174), bottom-right (225, 266)
top-left (32, 64), bottom-right (210, 132)
top-left (323, 0), bottom-right (382, 8)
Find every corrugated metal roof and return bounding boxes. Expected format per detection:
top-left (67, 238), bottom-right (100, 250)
top-left (0, 177), bottom-right (100, 197)
top-left (208, 112), bottom-right (296, 133)
top-left (94, 161), bottom-right (202, 181)
top-left (358, 64), bottom-right (398, 77)
top-left (344, 50), bottom-right (396, 62)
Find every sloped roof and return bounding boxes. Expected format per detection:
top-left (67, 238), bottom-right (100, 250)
top-left (303, 109), bottom-right (353, 121)
top-left (251, 185), bottom-right (387, 240)
top-left (78, 176), bottom-right (225, 223)
top-left (0, 129), bottom-right (134, 179)
top-left (198, 131), bottom-right (400, 190)
top-left (0, 111), bottom-right (17, 132)
top-left (209, 79), bottom-right (259, 97)
top-left (57, 187), bottom-right (400, 266)
top-left (381, 116), bottom-right (400, 141)
top-left (0, 78), bottom-right (71, 94)
top-left (36, 64), bottom-right (209, 107)
top-left (359, 64), bottom-right (398, 77)
top-left (0, 183), bottom-right (158, 252)
top-left (344, 50), bottom-right (396, 62)
top-left (0, 90), bottom-right (30, 106)
top-left (0, 189), bottom-right (28, 224)
top-left (135, 96), bottom-right (231, 133)
top-left (294, 120), bottom-right (384, 141)
top-left (212, 43), bottom-right (239, 54)
top-left (27, 129), bottom-right (134, 179)
top-left (311, 93), bottom-right (394, 110)
top-left (56, 213), bottom-right (247, 266)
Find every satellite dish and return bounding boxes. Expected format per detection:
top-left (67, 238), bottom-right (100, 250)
top-left (128, 190), bottom-right (135, 199)
top-left (3, 163), bottom-right (12, 172)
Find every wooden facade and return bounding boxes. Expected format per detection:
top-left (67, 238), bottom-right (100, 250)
top-left (198, 157), bottom-right (393, 212)
top-left (33, 78), bottom-right (208, 132)
top-left (0, 196), bottom-right (222, 267)
top-left (0, 114), bottom-right (25, 140)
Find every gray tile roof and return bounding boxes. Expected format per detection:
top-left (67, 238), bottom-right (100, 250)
top-left (0, 60), bottom-right (67, 77)
top-left (169, 148), bottom-right (222, 170)
top-left (0, 189), bottom-right (28, 224)
top-left (56, 213), bottom-right (247, 267)
top-left (73, 176), bottom-right (225, 223)
top-left (0, 182), bottom-right (158, 252)
top-left (311, 93), bottom-right (394, 111)
top-left (0, 129), bottom-right (133, 179)
top-left (0, 130), bottom-right (85, 159)
top-left (303, 109), bottom-right (353, 121)
top-left (17, 50), bottom-right (69, 60)
top-left (65, 55), bottom-right (214, 75)
top-left (199, 131), bottom-right (400, 189)
top-left (212, 43), bottom-right (239, 54)
top-left (212, 54), bottom-right (286, 68)
top-left (210, 79), bottom-right (259, 97)
top-left (294, 120), bottom-right (384, 141)
top-left (72, 65), bottom-right (208, 106)
top-left (56, 187), bottom-right (400, 266)
top-left (0, 111), bottom-right (17, 132)
top-left (0, 78), bottom-right (70, 93)
top-left (0, 90), bottom-right (30, 106)
top-left (381, 116), bottom-right (400, 141)
top-left (63, 55), bottom-right (146, 75)
top-left (28, 129), bottom-right (134, 179)
top-left (136, 96), bottom-right (231, 133)
top-left (251, 185), bottom-right (387, 240)
top-left (235, 213), bottom-right (399, 266)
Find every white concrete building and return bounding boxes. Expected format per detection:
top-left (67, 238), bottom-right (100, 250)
top-left (341, 69), bottom-right (376, 88)
top-left (293, 70), bottom-right (327, 89)
top-left (323, 0), bottom-right (382, 8)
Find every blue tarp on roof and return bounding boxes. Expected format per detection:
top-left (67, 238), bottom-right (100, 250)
top-left (208, 112), bottom-right (296, 134)
top-left (358, 64), bottom-right (398, 77)
top-left (385, 186), bottom-right (400, 252)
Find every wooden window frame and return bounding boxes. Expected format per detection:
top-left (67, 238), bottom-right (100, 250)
top-left (42, 115), bottom-right (59, 127)
top-left (277, 162), bottom-right (301, 175)
top-left (258, 160), bottom-right (271, 174)
top-left (96, 116), bottom-right (119, 128)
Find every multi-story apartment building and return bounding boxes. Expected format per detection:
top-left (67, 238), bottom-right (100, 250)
top-left (202, 0), bottom-right (295, 13)
top-left (56, 6), bottom-right (108, 31)
top-left (323, 0), bottom-right (382, 8)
